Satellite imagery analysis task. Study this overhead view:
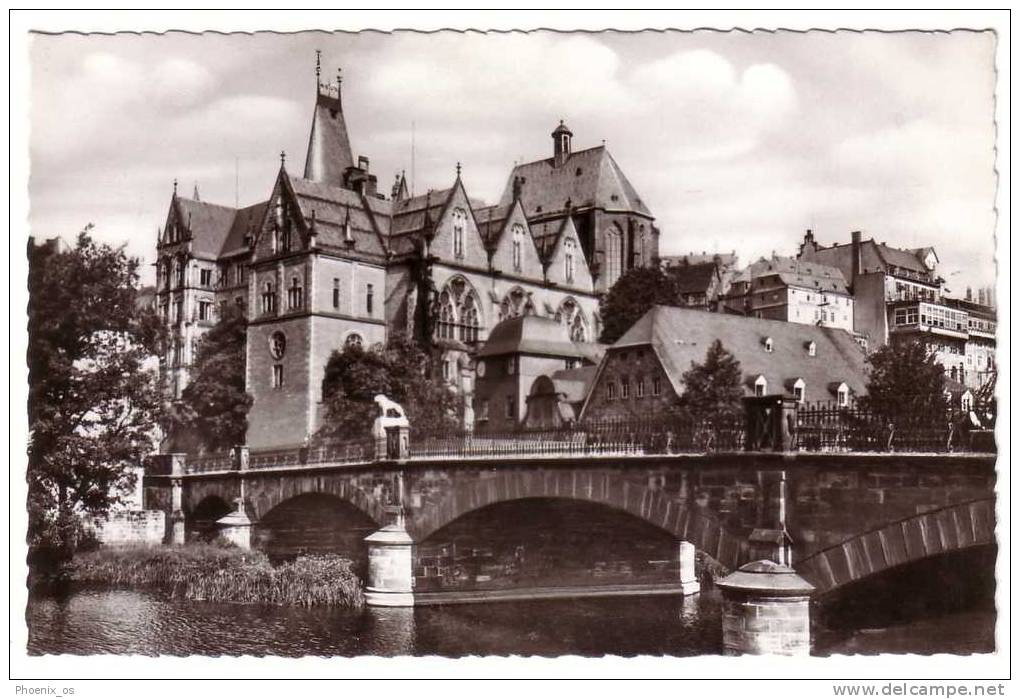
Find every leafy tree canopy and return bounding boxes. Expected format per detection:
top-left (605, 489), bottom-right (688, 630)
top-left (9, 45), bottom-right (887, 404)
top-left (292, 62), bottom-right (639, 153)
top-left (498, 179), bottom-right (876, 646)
top-left (679, 339), bottom-right (744, 419)
top-left (860, 339), bottom-right (948, 419)
top-left (599, 266), bottom-right (682, 344)
top-left (168, 302), bottom-right (253, 454)
top-left (27, 227), bottom-right (163, 551)
top-left (317, 334), bottom-right (463, 441)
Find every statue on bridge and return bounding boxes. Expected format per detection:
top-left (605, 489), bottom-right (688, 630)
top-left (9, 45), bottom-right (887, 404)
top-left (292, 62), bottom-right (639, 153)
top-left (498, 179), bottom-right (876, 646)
top-left (372, 394), bottom-right (410, 460)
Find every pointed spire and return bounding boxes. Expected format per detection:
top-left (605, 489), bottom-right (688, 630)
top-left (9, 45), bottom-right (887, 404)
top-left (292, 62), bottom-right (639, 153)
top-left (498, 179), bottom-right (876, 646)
top-left (315, 49), bottom-right (321, 80)
top-left (172, 178), bottom-right (178, 197)
top-left (280, 150), bottom-right (286, 169)
top-left (192, 182), bottom-right (200, 201)
top-left (456, 161), bottom-right (462, 178)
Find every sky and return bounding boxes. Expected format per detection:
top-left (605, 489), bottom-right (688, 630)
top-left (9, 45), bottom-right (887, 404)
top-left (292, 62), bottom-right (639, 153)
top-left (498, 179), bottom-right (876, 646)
top-left (27, 29), bottom-right (998, 293)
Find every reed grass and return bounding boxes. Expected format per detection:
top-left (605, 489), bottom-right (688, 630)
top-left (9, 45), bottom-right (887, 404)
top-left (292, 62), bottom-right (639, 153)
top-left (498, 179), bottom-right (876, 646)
top-left (68, 542), bottom-right (364, 608)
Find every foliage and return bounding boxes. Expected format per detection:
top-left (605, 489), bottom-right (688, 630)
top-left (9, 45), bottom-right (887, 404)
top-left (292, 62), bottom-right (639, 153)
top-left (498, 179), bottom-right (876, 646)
top-left (27, 227), bottom-right (164, 554)
top-left (168, 303), bottom-right (253, 453)
top-left (599, 266), bottom-right (682, 344)
top-left (678, 339), bottom-right (744, 419)
top-left (66, 544), bottom-right (363, 607)
top-left (860, 339), bottom-right (948, 419)
top-left (317, 333), bottom-right (462, 441)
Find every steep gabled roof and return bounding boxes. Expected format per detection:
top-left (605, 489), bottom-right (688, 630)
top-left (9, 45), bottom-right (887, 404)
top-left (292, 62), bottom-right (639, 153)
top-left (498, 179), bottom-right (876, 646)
top-left (286, 173), bottom-right (390, 256)
top-left (667, 261), bottom-right (721, 295)
top-left (609, 305), bottom-right (869, 404)
top-left (498, 146), bottom-right (652, 220)
top-left (172, 197), bottom-right (239, 258)
top-left (744, 256), bottom-right (850, 295)
top-left (220, 200), bottom-right (269, 257)
top-left (303, 88), bottom-right (355, 187)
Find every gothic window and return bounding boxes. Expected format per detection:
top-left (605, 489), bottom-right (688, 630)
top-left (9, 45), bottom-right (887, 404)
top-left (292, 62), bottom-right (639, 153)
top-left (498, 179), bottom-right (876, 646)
top-left (605, 224), bottom-right (623, 288)
top-left (261, 281), bottom-right (277, 315)
top-left (459, 294), bottom-right (481, 344)
top-left (272, 364), bottom-right (284, 389)
top-left (570, 313), bottom-right (586, 342)
top-left (499, 287), bottom-right (533, 321)
top-left (200, 269), bottom-right (213, 287)
top-left (452, 208), bottom-right (467, 259)
top-left (198, 301), bottom-right (212, 322)
top-left (511, 224), bottom-right (524, 271)
top-left (159, 260), bottom-right (170, 290)
top-left (332, 278), bottom-right (340, 309)
top-left (287, 276), bottom-right (303, 310)
top-left (345, 333), bottom-right (364, 350)
top-left (564, 238), bottom-right (576, 283)
top-left (366, 283), bottom-right (374, 316)
top-left (436, 290), bottom-right (456, 340)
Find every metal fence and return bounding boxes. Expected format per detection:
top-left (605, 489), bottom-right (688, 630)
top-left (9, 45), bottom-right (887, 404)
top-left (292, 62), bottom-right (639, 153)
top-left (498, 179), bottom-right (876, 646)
top-left (174, 404), bottom-right (994, 475)
top-left (409, 415), bottom-right (747, 460)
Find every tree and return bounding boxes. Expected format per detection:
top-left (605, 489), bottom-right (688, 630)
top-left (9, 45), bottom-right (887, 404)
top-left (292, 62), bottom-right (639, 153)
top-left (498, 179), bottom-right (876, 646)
top-left (27, 227), bottom-right (163, 554)
top-left (599, 266), bottom-right (681, 344)
top-left (679, 339), bottom-right (744, 419)
top-left (168, 303), bottom-right (253, 453)
top-left (861, 339), bottom-right (948, 419)
top-left (317, 334), bottom-right (462, 441)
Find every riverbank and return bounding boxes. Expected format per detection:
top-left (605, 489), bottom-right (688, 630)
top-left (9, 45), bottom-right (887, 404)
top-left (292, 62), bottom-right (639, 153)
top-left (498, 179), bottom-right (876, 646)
top-left (47, 543), bottom-right (364, 608)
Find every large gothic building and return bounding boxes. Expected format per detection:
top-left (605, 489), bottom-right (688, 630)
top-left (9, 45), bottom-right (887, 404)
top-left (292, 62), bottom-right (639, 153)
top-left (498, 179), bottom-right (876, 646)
top-left (155, 65), bottom-right (660, 449)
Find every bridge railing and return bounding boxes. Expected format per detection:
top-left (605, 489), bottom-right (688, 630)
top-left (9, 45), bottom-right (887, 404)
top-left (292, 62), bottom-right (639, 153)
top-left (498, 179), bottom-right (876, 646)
top-left (795, 404), bottom-right (994, 453)
top-left (410, 415), bottom-right (747, 460)
top-left (247, 437), bottom-right (376, 470)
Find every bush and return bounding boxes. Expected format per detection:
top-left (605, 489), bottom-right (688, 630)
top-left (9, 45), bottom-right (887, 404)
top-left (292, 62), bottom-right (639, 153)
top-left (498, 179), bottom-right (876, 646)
top-left (66, 544), bottom-right (363, 608)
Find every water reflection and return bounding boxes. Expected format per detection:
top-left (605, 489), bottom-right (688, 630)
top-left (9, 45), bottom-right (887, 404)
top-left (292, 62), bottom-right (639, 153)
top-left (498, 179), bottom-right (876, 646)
top-left (26, 587), bottom-right (993, 658)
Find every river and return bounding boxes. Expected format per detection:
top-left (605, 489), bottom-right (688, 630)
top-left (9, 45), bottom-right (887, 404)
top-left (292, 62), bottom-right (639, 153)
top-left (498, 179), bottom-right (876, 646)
top-left (26, 587), bottom-right (994, 657)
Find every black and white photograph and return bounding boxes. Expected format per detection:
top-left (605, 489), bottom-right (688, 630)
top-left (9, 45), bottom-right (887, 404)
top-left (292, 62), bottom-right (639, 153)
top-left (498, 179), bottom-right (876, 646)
top-left (11, 9), bottom-right (1010, 688)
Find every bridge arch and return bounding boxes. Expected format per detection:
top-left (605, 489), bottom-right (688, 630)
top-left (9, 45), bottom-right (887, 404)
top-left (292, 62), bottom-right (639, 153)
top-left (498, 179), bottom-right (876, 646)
top-left (794, 498), bottom-right (995, 595)
top-left (408, 469), bottom-right (749, 570)
top-left (244, 473), bottom-right (386, 525)
top-left (186, 494), bottom-right (233, 541)
top-left (253, 492), bottom-right (380, 566)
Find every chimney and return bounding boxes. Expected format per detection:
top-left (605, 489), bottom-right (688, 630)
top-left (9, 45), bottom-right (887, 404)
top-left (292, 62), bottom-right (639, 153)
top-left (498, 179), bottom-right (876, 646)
top-left (850, 230), bottom-right (862, 290)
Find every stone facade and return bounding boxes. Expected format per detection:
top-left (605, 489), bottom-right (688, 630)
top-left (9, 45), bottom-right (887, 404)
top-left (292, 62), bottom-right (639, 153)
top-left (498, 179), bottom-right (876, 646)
top-left (155, 65), bottom-right (658, 451)
top-left (90, 510), bottom-right (166, 547)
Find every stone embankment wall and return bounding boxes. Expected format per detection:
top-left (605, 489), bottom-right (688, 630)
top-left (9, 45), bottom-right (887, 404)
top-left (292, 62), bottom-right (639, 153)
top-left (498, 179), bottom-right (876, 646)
top-left (91, 510), bottom-right (166, 547)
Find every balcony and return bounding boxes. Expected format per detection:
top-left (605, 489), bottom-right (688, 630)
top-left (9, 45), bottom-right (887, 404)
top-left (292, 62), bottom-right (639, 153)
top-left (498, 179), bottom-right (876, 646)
top-left (889, 302), bottom-right (969, 340)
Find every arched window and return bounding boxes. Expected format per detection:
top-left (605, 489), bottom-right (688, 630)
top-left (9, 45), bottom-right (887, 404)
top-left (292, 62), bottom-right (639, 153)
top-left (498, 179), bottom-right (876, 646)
top-left (564, 238), bottom-right (576, 283)
top-left (287, 276), bottom-right (303, 310)
top-left (261, 281), bottom-right (276, 314)
top-left (345, 333), bottom-right (364, 350)
top-left (604, 224), bottom-right (624, 288)
top-left (511, 224), bottom-right (524, 271)
top-left (436, 290), bottom-right (456, 340)
top-left (459, 294), bottom-right (481, 344)
top-left (555, 298), bottom-right (587, 342)
top-left (452, 208), bottom-right (467, 259)
top-left (570, 313), bottom-right (587, 342)
top-left (499, 287), bottom-right (533, 321)
top-left (763, 337), bottom-right (774, 353)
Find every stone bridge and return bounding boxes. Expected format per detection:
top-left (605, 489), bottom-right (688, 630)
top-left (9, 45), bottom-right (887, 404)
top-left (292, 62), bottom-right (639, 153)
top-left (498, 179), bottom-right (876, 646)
top-left (143, 449), bottom-right (996, 611)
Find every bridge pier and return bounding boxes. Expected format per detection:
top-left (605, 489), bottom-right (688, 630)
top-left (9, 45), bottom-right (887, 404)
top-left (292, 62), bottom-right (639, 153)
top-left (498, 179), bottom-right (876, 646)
top-left (678, 541), bottom-right (700, 595)
top-left (364, 508), bottom-right (415, 607)
top-left (216, 497), bottom-right (255, 550)
top-left (717, 560), bottom-right (815, 656)
top-left (169, 476), bottom-right (186, 545)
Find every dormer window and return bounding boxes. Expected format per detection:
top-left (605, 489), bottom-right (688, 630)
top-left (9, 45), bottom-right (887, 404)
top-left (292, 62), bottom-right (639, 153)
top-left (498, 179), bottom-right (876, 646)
top-left (792, 378), bottom-right (806, 403)
top-left (763, 337), bottom-right (774, 353)
top-left (806, 341), bottom-right (817, 357)
top-left (754, 375), bottom-right (768, 397)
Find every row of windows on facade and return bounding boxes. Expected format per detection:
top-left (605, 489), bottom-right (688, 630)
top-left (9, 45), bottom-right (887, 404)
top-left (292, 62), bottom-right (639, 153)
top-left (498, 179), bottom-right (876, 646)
top-left (259, 279), bottom-right (374, 316)
top-left (158, 260), bottom-right (247, 291)
top-left (892, 305), bottom-right (969, 333)
top-left (603, 373), bottom-right (850, 406)
top-left (475, 395), bottom-right (517, 422)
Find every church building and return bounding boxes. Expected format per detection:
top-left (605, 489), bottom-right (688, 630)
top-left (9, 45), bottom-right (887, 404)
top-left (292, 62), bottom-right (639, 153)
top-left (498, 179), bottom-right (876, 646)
top-left (153, 60), bottom-right (661, 449)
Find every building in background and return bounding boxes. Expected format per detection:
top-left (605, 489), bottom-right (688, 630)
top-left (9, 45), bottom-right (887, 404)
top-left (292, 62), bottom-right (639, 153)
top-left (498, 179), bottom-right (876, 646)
top-left (798, 230), bottom-right (996, 391)
top-left (472, 315), bottom-right (604, 432)
top-left (721, 255), bottom-right (855, 334)
top-left (580, 305), bottom-right (869, 422)
top-left (664, 260), bottom-right (724, 310)
top-left (152, 62), bottom-right (659, 449)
